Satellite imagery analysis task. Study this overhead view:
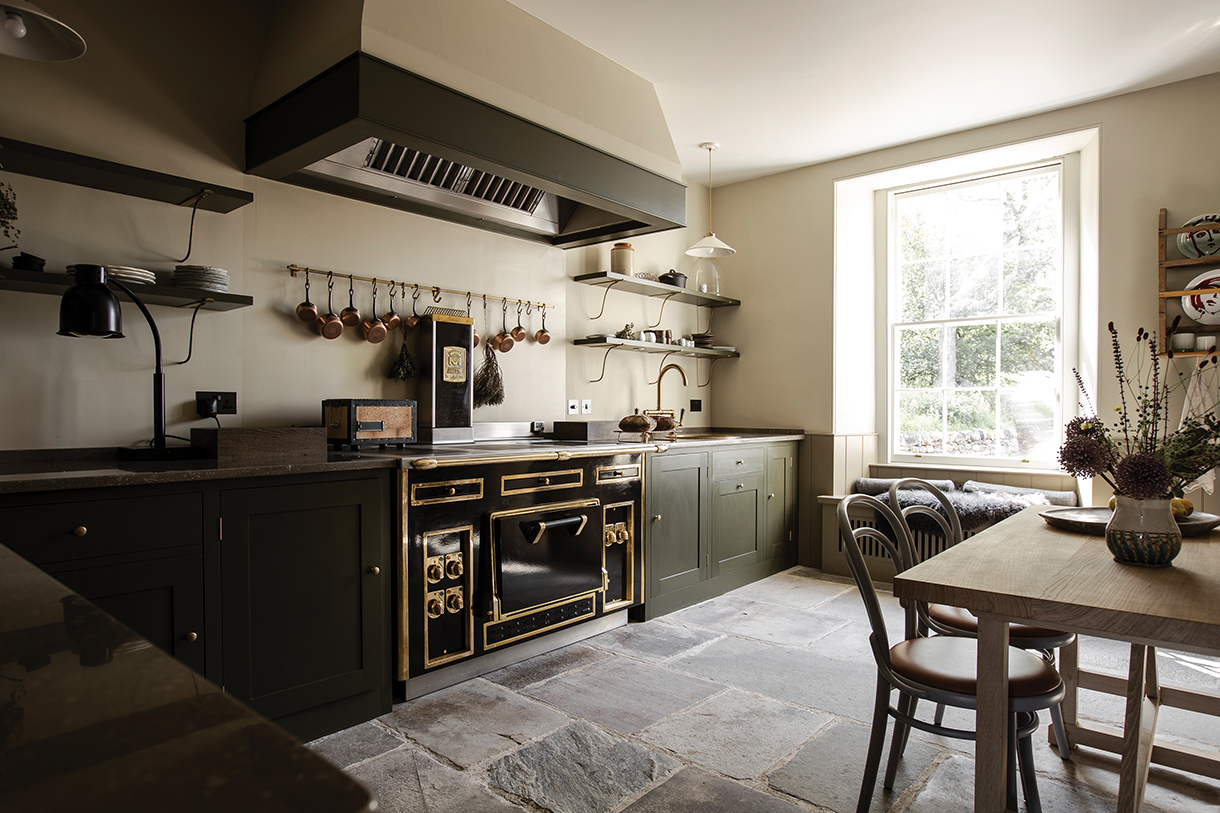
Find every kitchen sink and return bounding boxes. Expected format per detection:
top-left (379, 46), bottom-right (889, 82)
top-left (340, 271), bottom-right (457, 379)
top-left (662, 433), bottom-right (740, 441)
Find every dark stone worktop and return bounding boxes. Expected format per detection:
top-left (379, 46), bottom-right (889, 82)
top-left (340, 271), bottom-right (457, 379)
top-left (0, 429), bottom-right (803, 495)
top-left (0, 542), bottom-right (373, 811)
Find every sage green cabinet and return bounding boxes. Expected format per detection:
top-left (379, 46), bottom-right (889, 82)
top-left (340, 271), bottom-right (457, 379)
top-left (641, 439), bottom-right (798, 620)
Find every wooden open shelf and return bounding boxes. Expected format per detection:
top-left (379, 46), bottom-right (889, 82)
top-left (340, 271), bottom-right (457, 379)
top-left (1158, 208), bottom-right (1220, 356)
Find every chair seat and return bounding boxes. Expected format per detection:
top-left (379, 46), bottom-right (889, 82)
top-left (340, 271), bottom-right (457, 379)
top-left (890, 636), bottom-right (1063, 697)
top-left (927, 603), bottom-right (1071, 641)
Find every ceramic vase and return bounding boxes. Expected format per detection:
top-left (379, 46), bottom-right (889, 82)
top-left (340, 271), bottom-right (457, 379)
top-left (1105, 495), bottom-right (1182, 567)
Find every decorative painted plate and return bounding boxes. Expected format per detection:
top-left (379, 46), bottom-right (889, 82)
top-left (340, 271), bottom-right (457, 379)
top-left (1182, 270), bottom-right (1220, 325)
top-left (1178, 214), bottom-right (1220, 258)
top-left (1040, 507), bottom-right (1220, 537)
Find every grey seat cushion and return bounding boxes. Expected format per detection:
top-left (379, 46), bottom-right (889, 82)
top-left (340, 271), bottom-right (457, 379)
top-left (962, 480), bottom-right (1077, 507)
top-left (855, 477), bottom-right (956, 496)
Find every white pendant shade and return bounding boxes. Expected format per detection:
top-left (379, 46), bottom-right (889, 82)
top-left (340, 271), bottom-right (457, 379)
top-left (685, 232), bottom-right (736, 258)
top-left (0, 1), bottom-right (86, 61)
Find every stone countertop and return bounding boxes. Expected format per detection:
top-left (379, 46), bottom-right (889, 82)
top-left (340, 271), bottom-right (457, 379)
top-left (0, 543), bottom-right (373, 812)
top-left (0, 429), bottom-right (804, 494)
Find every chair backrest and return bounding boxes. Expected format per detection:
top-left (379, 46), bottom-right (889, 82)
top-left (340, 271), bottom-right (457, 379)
top-left (837, 494), bottom-right (919, 671)
top-left (886, 478), bottom-right (964, 556)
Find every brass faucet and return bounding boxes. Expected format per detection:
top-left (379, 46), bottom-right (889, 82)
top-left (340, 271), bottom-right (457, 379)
top-left (644, 364), bottom-right (687, 425)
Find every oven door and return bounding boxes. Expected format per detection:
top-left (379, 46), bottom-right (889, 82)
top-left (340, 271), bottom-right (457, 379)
top-left (488, 498), bottom-right (603, 620)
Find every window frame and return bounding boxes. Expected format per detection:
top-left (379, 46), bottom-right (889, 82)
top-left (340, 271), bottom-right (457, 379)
top-left (884, 160), bottom-right (1077, 470)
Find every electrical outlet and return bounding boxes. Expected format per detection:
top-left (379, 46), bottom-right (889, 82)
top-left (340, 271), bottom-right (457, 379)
top-left (196, 391), bottom-right (237, 418)
top-left (690, 399), bottom-right (703, 413)
top-left (567, 399), bottom-right (579, 415)
top-left (581, 399), bottom-right (592, 414)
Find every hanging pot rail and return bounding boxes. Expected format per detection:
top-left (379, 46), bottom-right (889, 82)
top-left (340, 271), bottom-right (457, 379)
top-left (286, 264), bottom-right (553, 311)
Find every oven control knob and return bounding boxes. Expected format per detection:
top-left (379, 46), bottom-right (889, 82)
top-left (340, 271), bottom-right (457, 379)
top-left (426, 598), bottom-right (445, 618)
top-left (446, 592), bottom-right (464, 612)
top-left (426, 562), bottom-right (444, 582)
top-left (604, 528), bottom-right (616, 547)
top-left (616, 526), bottom-right (630, 544)
top-left (446, 558), bottom-right (464, 578)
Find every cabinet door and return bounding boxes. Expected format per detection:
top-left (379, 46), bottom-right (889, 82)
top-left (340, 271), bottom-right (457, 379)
top-left (48, 554), bottom-right (206, 673)
top-left (711, 473), bottom-right (764, 576)
top-left (647, 452), bottom-right (709, 595)
top-left (219, 479), bottom-right (386, 723)
top-left (764, 444), bottom-right (797, 560)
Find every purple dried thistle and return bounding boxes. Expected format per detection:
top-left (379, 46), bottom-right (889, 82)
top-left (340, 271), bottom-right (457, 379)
top-left (1114, 452), bottom-right (1172, 500)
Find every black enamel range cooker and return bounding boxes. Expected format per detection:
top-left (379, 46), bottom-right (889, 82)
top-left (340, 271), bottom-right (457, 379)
top-left (399, 447), bottom-right (642, 692)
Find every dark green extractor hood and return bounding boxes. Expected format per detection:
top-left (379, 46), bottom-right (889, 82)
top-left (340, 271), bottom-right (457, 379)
top-left (245, 53), bottom-right (686, 248)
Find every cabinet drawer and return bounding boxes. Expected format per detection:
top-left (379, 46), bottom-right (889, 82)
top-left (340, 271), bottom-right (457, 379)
top-left (411, 478), bottom-right (484, 506)
top-left (501, 468), bottom-right (583, 496)
top-left (710, 446), bottom-right (765, 479)
top-left (0, 493), bottom-right (203, 566)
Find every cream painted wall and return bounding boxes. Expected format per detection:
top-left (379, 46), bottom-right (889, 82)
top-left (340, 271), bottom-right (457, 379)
top-left (0, 2), bottom-right (706, 451)
top-left (712, 70), bottom-right (1220, 458)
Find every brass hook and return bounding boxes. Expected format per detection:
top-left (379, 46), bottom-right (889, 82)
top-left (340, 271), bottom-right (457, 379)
top-left (525, 302), bottom-right (533, 315)
top-left (466, 292), bottom-right (473, 316)
top-left (432, 286), bottom-right (442, 303)
top-left (327, 271), bottom-right (334, 291)
top-left (516, 300), bottom-right (523, 316)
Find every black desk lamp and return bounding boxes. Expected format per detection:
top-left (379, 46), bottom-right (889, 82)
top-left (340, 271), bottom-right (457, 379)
top-left (58, 264), bottom-right (198, 460)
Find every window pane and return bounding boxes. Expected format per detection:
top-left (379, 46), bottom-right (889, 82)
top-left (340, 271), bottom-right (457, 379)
top-left (900, 259), bottom-right (946, 322)
top-left (898, 326), bottom-right (942, 388)
top-left (947, 389), bottom-right (996, 433)
top-left (953, 324), bottom-right (996, 387)
top-left (1003, 247), bottom-right (1058, 314)
top-left (947, 184), bottom-right (1002, 258)
top-left (1000, 321), bottom-right (1056, 387)
top-left (897, 391), bottom-right (943, 454)
top-left (898, 194), bottom-right (945, 262)
top-left (1000, 389), bottom-right (1058, 460)
top-left (949, 254), bottom-right (999, 318)
top-left (1002, 172), bottom-right (1059, 250)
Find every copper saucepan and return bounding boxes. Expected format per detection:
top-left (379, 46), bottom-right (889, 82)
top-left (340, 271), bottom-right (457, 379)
top-left (381, 282), bottom-right (402, 331)
top-left (315, 273), bottom-right (344, 339)
top-left (494, 300), bottom-right (514, 352)
top-left (295, 270), bottom-right (318, 323)
top-left (340, 276), bottom-right (361, 327)
top-left (405, 285), bottom-right (421, 330)
top-left (510, 301), bottom-right (527, 342)
top-left (534, 305), bottom-right (550, 344)
top-left (361, 279), bottom-right (388, 344)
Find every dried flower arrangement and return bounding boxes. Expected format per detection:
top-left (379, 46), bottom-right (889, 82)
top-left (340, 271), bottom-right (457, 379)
top-left (1059, 320), bottom-right (1220, 499)
top-left (0, 179), bottom-right (18, 249)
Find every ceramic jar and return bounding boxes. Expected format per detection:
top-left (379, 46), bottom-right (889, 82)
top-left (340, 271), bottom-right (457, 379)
top-left (1105, 495), bottom-right (1182, 567)
top-left (610, 242), bottom-right (634, 276)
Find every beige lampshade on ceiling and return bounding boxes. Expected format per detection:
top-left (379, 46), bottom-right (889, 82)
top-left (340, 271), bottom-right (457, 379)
top-left (0, 1), bottom-right (86, 61)
top-left (686, 142), bottom-right (736, 258)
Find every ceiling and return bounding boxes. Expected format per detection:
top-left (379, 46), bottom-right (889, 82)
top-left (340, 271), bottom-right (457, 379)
top-left (505, 0), bottom-right (1220, 186)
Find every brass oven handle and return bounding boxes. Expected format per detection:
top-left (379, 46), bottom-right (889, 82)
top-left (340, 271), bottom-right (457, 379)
top-left (521, 514), bottom-right (588, 544)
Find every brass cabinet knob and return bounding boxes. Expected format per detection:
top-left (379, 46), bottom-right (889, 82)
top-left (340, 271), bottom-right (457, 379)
top-left (426, 598), bottom-right (445, 618)
top-left (448, 487), bottom-right (457, 495)
top-left (368, 566), bottom-right (381, 575)
top-left (72, 526), bottom-right (87, 537)
top-left (184, 632), bottom-right (198, 642)
top-left (445, 558), bottom-right (463, 578)
top-left (446, 592), bottom-right (464, 612)
top-left (768, 493), bottom-right (776, 499)
top-left (541, 477), bottom-right (551, 485)
top-left (736, 459), bottom-right (745, 465)
top-left (736, 483), bottom-right (745, 489)
top-left (653, 514), bottom-right (662, 522)
top-left (426, 562), bottom-right (444, 582)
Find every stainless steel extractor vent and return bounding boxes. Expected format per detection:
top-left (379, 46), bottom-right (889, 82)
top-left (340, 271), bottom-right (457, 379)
top-left (365, 139), bottom-right (546, 215)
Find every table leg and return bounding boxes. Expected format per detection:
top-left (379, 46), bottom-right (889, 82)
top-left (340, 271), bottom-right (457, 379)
top-left (1054, 637), bottom-right (1079, 753)
top-left (1118, 645), bottom-right (1160, 813)
top-left (976, 612), bottom-right (1012, 813)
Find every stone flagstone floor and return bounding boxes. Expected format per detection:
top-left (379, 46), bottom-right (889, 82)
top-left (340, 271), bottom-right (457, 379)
top-left (307, 567), bottom-right (1220, 813)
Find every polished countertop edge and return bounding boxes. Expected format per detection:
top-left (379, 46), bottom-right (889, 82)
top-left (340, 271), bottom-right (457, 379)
top-left (0, 431), bottom-right (804, 493)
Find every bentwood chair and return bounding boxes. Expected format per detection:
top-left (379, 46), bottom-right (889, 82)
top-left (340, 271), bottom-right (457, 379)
top-left (838, 494), bottom-right (1065, 813)
top-left (885, 478), bottom-right (1077, 759)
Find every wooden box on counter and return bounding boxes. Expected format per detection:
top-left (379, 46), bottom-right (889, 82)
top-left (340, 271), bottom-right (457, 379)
top-left (190, 426), bottom-right (328, 464)
top-left (322, 398), bottom-right (417, 449)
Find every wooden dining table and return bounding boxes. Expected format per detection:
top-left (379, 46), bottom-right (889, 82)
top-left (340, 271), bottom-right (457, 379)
top-left (892, 505), bottom-right (1220, 813)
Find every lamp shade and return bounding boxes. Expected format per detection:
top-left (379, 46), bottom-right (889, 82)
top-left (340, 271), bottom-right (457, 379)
top-left (58, 265), bottom-right (123, 337)
top-left (0, 1), bottom-right (86, 61)
top-left (685, 232), bottom-right (736, 258)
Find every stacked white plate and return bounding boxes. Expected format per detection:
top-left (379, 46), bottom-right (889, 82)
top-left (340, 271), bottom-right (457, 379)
top-left (106, 265), bottom-right (157, 286)
top-left (174, 265), bottom-right (229, 292)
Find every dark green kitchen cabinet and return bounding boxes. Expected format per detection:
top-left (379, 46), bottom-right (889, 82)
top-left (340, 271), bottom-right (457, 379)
top-left (217, 476), bottom-right (391, 742)
top-left (641, 439), bottom-right (799, 620)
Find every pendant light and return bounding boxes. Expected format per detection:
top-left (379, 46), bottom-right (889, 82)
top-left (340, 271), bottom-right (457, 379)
top-left (0, 1), bottom-right (86, 61)
top-left (685, 142), bottom-right (736, 258)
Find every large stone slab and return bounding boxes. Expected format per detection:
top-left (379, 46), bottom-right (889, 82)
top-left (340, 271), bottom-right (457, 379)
top-left (666, 595), bottom-right (849, 647)
top-left (306, 721), bottom-right (403, 769)
top-left (621, 767), bottom-right (808, 813)
top-left (588, 619), bottom-right (721, 663)
top-left (668, 635), bottom-right (878, 722)
top-left (523, 656), bottom-right (721, 734)
top-left (487, 721), bottom-right (679, 813)
top-left (725, 567), bottom-right (856, 610)
top-left (904, 754), bottom-right (1116, 813)
top-left (768, 720), bottom-right (938, 813)
top-left (349, 747), bottom-right (528, 812)
top-left (642, 689), bottom-right (831, 779)
top-left (483, 644), bottom-right (611, 691)
top-left (380, 678), bottom-right (569, 768)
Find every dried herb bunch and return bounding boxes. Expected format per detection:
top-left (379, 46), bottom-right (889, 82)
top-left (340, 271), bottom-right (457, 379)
top-left (1059, 321), bottom-right (1220, 498)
